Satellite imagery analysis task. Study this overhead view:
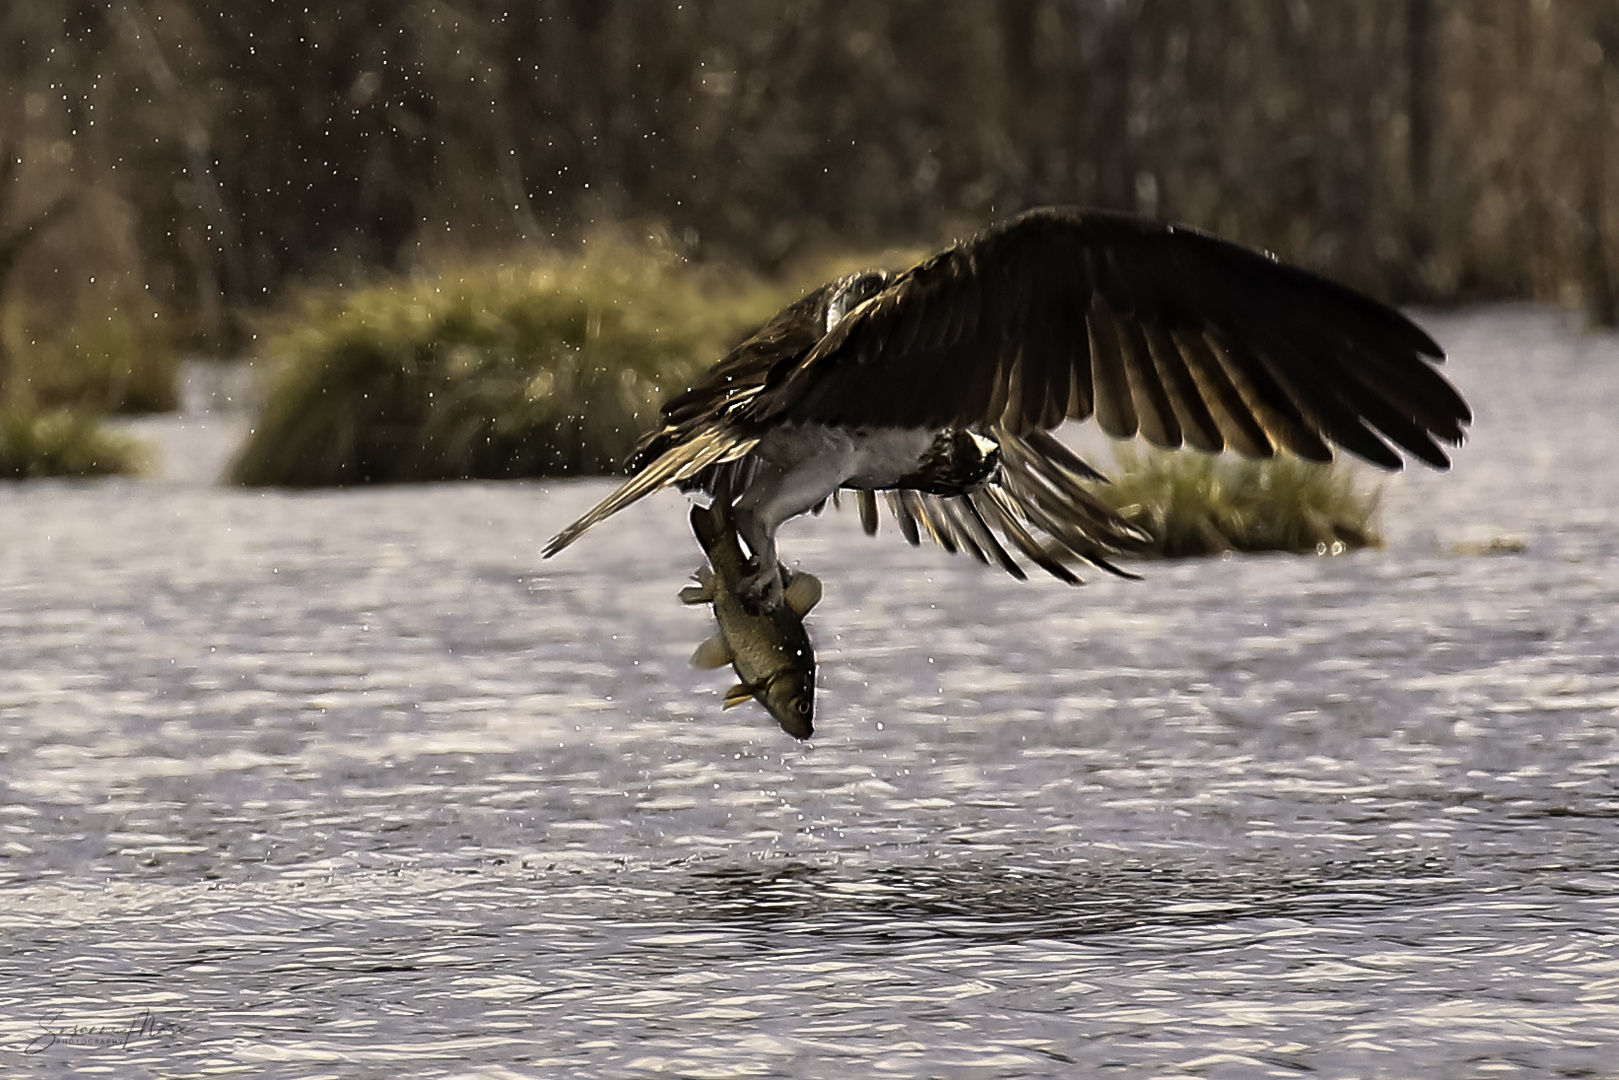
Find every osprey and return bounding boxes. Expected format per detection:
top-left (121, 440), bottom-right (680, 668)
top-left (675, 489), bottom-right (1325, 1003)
top-left (544, 207), bottom-right (1470, 606)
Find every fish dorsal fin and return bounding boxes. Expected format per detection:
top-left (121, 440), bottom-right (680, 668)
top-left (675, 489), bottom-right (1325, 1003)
top-left (783, 571), bottom-right (823, 616)
top-left (722, 682), bottom-right (756, 709)
top-left (690, 633), bottom-right (733, 670)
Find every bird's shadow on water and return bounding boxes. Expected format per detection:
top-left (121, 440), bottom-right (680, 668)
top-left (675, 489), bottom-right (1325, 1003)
top-left (660, 851), bottom-right (1462, 946)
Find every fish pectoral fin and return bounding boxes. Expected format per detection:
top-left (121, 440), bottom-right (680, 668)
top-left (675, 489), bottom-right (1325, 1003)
top-left (679, 565), bottom-right (716, 605)
top-left (722, 682), bottom-right (758, 709)
top-left (691, 632), bottom-right (733, 670)
top-left (782, 570), bottom-right (823, 616)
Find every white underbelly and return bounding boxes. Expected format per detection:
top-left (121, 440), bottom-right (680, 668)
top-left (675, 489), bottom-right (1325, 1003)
top-left (844, 427), bottom-right (935, 488)
top-left (755, 424), bottom-right (932, 489)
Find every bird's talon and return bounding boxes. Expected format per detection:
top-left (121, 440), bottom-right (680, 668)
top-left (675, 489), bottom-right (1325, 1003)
top-left (740, 565), bottom-right (785, 614)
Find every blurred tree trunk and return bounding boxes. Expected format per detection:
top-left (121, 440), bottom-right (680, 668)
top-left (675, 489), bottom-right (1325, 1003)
top-left (1406, 0), bottom-right (1439, 291)
top-left (1081, 0), bottom-right (1138, 211)
top-left (8, 0), bottom-right (1619, 323)
top-left (1583, 18), bottom-right (1617, 327)
top-left (997, 0), bottom-right (1040, 207)
top-left (111, 0), bottom-right (241, 340)
top-left (0, 141), bottom-right (75, 405)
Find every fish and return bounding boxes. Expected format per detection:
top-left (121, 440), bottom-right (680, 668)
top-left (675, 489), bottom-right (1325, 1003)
top-left (680, 501), bottom-right (822, 739)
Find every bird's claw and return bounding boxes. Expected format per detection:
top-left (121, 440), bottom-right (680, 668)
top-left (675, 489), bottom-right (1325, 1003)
top-left (740, 561), bottom-right (788, 614)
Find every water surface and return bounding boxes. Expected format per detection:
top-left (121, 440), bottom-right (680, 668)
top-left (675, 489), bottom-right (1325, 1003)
top-left (2, 308), bottom-right (1617, 1077)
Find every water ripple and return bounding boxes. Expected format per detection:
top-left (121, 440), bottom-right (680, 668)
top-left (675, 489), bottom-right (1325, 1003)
top-left (3, 308), bottom-right (1619, 1075)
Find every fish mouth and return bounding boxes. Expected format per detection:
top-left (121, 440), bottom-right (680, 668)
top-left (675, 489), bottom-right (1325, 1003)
top-left (760, 671), bottom-right (814, 738)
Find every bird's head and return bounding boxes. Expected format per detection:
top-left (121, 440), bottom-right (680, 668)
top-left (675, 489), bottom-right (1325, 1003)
top-left (964, 430), bottom-right (1001, 478)
top-left (825, 270), bottom-right (890, 334)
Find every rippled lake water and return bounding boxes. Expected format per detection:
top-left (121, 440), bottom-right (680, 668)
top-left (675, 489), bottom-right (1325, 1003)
top-left (3, 307), bottom-right (1618, 1077)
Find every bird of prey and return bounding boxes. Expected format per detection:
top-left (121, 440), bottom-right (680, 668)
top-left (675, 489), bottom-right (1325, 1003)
top-left (544, 207), bottom-right (1469, 605)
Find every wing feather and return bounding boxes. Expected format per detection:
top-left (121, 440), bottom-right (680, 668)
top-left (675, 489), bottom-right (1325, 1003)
top-left (1337, 342), bottom-right (1472, 441)
top-left (1241, 331), bottom-right (1403, 468)
top-left (857, 489), bottom-right (880, 535)
top-left (971, 488), bottom-right (1083, 584)
top-left (1087, 296), bottom-right (1139, 439)
top-left (903, 489), bottom-right (958, 554)
top-left (1172, 327), bottom-right (1274, 457)
top-left (948, 261), bottom-right (982, 355)
top-left (543, 428), bottom-right (758, 557)
top-left (886, 490), bottom-right (922, 546)
top-left (942, 495), bottom-right (1027, 579)
top-left (1116, 314), bottom-right (1181, 448)
top-left (1205, 330), bottom-right (1334, 461)
top-left (1001, 344), bottom-right (1031, 432)
top-left (1141, 321), bottom-right (1222, 452)
top-left (1059, 245), bottom-right (1097, 421)
top-left (1255, 328), bottom-right (1449, 466)
top-left (927, 495), bottom-right (991, 567)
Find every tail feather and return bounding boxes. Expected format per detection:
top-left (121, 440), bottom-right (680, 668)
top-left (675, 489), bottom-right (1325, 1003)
top-left (543, 429), bottom-right (758, 558)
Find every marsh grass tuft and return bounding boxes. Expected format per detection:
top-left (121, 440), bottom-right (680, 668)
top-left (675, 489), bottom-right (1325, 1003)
top-left (19, 310), bottom-right (181, 415)
top-left (0, 406), bottom-right (145, 479)
top-left (1097, 446), bottom-right (1382, 558)
top-left (230, 232), bottom-right (791, 486)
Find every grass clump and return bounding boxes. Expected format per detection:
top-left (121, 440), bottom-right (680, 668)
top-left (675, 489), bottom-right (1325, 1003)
top-left (0, 406), bottom-right (144, 479)
top-left (17, 309), bottom-right (180, 414)
top-left (1097, 446), bottom-right (1381, 558)
top-left (230, 232), bottom-right (786, 486)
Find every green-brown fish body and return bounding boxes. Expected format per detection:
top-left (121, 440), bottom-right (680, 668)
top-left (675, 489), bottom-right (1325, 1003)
top-left (681, 502), bottom-right (821, 738)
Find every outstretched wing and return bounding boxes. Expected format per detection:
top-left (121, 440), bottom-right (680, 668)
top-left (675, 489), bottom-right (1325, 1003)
top-left (544, 280), bottom-right (843, 558)
top-left (751, 207), bottom-right (1470, 470)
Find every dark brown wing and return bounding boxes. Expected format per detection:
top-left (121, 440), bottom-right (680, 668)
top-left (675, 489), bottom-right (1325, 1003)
top-left (749, 207), bottom-right (1470, 470)
top-left (624, 279), bottom-right (843, 475)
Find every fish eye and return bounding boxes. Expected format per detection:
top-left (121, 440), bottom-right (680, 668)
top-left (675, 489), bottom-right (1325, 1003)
top-left (795, 700), bottom-right (810, 714)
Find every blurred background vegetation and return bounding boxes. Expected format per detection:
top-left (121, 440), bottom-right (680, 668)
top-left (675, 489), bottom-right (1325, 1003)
top-left (1096, 447), bottom-right (1381, 558)
top-left (228, 232), bottom-right (796, 485)
top-left (0, 2), bottom-right (1614, 494)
